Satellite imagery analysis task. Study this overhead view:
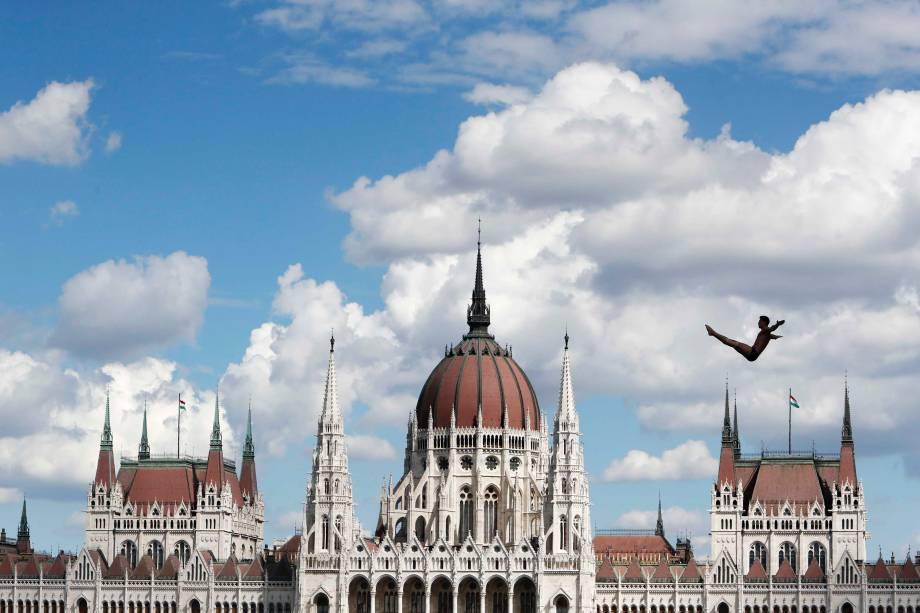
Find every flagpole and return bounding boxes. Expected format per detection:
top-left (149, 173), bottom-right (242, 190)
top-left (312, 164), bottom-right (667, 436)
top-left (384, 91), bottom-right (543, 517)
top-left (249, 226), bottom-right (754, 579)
top-left (788, 387), bottom-right (792, 454)
top-left (177, 393), bottom-right (181, 458)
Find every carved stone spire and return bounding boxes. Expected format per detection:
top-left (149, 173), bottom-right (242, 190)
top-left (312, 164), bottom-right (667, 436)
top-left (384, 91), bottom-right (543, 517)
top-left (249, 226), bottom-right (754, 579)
top-left (556, 330), bottom-right (577, 429)
top-left (138, 402), bottom-right (150, 460)
top-left (243, 402), bottom-right (255, 459)
top-left (210, 390), bottom-right (222, 451)
top-left (321, 334), bottom-right (341, 424)
top-left (721, 380), bottom-right (732, 446)
top-left (466, 223), bottom-right (491, 336)
top-left (16, 499), bottom-right (30, 554)
top-left (101, 390), bottom-right (113, 450)
top-left (655, 494), bottom-right (665, 537)
top-left (842, 377), bottom-right (853, 445)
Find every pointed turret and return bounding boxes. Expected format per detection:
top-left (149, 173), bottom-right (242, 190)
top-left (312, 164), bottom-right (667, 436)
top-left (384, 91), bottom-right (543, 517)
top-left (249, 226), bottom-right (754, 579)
top-left (138, 403), bottom-right (150, 460)
top-left (466, 223), bottom-right (491, 336)
top-left (839, 378), bottom-right (857, 487)
top-left (717, 382), bottom-right (735, 486)
top-left (320, 334), bottom-right (341, 425)
top-left (16, 499), bottom-right (30, 554)
top-left (94, 391), bottom-right (116, 489)
top-left (555, 328), bottom-right (577, 430)
top-left (655, 495), bottom-right (665, 537)
top-left (239, 402), bottom-right (258, 501)
top-left (205, 391), bottom-right (225, 491)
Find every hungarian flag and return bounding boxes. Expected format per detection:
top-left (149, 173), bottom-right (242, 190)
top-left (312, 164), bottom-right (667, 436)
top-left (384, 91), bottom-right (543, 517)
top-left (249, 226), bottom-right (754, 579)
top-left (178, 395), bottom-right (187, 411)
top-left (789, 393), bottom-right (799, 409)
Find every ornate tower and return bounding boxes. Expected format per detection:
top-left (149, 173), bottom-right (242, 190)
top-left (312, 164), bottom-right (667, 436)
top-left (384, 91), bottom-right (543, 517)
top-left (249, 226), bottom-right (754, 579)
top-left (198, 393), bottom-right (233, 558)
top-left (303, 335), bottom-right (356, 555)
top-left (711, 383), bottom-right (742, 573)
top-left (87, 392), bottom-right (119, 558)
top-left (544, 332), bottom-right (596, 611)
top-left (138, 403), bottom-right (150, 460)
top-left (831, 381), bottom-right (867, 566)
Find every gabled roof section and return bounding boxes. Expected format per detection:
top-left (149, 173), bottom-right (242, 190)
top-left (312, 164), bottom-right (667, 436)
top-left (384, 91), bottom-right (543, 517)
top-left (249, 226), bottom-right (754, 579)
top-left (746, 558), bottom-right (767, 580)
top-left (132, 554), bottom-right (154, 579)
top-left (652, 559), bottom-right (673, 580)
top-left (900, 556), bottom-right (920, 581)
top-left (624, 557), bottom-right (644, 580)
top-left (243, 555), bottom-right (264, 580)
top-left (774, 559), bottom-right (796, 580)
top-left (680, 558), bottom-right (702, 582)
top-left (868, 557), bottom-right (892, 580)
top-left (749, 461), bottom-right (824, 513)
top-left (803, 558), bottom-right (825, 580)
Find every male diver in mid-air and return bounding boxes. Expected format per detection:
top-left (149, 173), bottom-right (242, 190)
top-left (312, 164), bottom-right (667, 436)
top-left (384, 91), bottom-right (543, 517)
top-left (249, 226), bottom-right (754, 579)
top-left (706, 316), bottom-right (785, 362)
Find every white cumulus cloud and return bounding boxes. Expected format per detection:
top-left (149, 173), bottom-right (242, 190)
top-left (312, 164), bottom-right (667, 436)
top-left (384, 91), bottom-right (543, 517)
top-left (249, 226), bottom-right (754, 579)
top-left (49, 200), bottom-right (79, 225)
top-left (52, 251), bottom-right (210, 359)
top-left (0, 80), bottom-right (94, 166)
top-left (602, 440), bottom-right (718, 482)
top-left (347, 434), bottom-right (398, 460)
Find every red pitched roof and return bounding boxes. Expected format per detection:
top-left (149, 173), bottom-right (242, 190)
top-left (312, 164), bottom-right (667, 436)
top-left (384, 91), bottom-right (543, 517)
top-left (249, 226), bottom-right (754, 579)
top-left (104, 554), bottom-right (129, 578)
top-left (652, 560), bottom-right (673, 580)
top-left (157, 554), bottom-right (180, 579)
top-left (596, 557), bottom-right (616, 582)
top-left (839, 444), bottom-right (857, 487)
top-left (803, 558), bottom-right (825, 580)
top-left (132, 555), bottom-right (154, 579)
top-left (217, 555), bottom-right (238, 580)
top-left (44, 553), bottom-right (69, 579)
top-left (681, 558), bottom-right (701, 582)
top-left (774, 559), bottom-right (797, 580)
top-left (240, 457), bottom-right (258, 500)
top-left (593, 534), bottom-right (674, 556)
top-left (746, 559), bottom-right (767, 580)
top-left (900, 557), bottom-right (920, 581)
top-left (717, 446), bottom-right (735, 486)
top-left (243, 556), bottom-right (264, 580)
top-left (868, 557), bottom-right (891, 580)
top-left (624, 557), bottom-right (644, 580)
top-left (95, 448), bottom-right (116, 489)
top-left (0, 556), bottom-right (14, 578)
top-left (16, 559), bottom-right (39, 578)
top-left (750, 462), bottom-right (824, 513)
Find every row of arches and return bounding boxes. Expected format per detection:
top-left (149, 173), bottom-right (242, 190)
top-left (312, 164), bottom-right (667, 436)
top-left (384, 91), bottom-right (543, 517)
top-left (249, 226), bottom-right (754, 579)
top-left (747, 541), bottom-right (828, 573)
top-left (341, 575), bottom-right (544, 613)
top-left (119, 539), bottom-right (192, 569)
top-left (0, 600), bottom-right (66, 613)
top-left (598, 605), bottom-right (706, 613)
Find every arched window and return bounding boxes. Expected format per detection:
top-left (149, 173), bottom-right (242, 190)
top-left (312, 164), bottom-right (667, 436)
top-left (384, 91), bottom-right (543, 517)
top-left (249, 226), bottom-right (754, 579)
top-left (779, 542), bottom-right (797, 572)
top-left (121, 540), bottom-right (138, 568)
top-left (555, 596), bottom-right (570, 613)
top-left (174, 541), bottom-right (191, 565)
top-left (445, 516), bottom-right (451, 542)
top-left (560, 515), bottom-right (569, 551)
top-left (147, 540), bottom-right (165, 569)
top-left (459, 487), bottom-right (473, 540)
top-left (335, 516), bottom-right (343, 551)
top-left (808, 542), bottom-right (827, 573)
top-left (749, 542), bottom-right (767, 571)
top-left (323, 479), bottom-right (329, 495)
top-left (483, 487), bottom-right (499, 540)
top-left (573, 515), bottom-right (582, 551)
top-left (314, 595), bottom-right (329, 613)
top-left (414, 516), bottom-right (426, 543)
top-left (321, 515), bottom-right (329, 550)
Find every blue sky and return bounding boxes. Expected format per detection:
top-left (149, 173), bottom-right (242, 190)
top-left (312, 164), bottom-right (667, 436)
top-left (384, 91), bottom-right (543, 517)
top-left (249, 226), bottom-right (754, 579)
top-left (4, 1), bottom-right (920, 559)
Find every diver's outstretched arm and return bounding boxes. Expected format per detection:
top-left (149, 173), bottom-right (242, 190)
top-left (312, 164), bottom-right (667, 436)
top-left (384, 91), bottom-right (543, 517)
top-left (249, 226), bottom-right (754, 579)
top-left (770, 319), bottom-right (785, 332)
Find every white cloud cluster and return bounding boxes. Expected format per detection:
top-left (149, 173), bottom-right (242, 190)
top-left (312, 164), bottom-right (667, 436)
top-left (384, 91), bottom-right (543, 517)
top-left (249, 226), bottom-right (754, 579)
top-left (105, 131), bottom-right (122, 153)
top-left (251, 1), bottom-right (920, 90)
top-left (52, 251), bottom-right (211, 359)
top-left (0, 349), bottom-right (232, 495)
top-left (0, 80), bottom-right (94, 166)
top-left (602, 441), bottom-right (717, 482)
top-left (316, 62), bottom-right (920, 471)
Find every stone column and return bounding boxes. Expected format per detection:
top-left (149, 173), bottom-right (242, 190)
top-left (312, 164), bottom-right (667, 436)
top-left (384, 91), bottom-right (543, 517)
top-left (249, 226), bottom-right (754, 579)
top-left (424, 588), bottom-right (431, 613)
top-left (397, 590), bottom-right (403, 613)
top-left (369, 591), bottom-right (376, 613)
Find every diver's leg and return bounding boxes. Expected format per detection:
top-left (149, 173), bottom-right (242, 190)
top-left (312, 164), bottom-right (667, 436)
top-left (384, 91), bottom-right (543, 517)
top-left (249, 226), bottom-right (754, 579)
top-left (706, 325), bottom-right (755, 359)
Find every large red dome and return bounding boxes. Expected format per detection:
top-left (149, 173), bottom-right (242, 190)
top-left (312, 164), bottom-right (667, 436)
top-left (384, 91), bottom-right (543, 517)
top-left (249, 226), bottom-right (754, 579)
top-left (414, 241), bottom-right (542, 431)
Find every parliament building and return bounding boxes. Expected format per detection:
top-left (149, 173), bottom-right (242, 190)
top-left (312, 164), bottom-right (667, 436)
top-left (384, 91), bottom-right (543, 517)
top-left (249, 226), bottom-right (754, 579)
top-left (1, 246), bottom-right (915, 613)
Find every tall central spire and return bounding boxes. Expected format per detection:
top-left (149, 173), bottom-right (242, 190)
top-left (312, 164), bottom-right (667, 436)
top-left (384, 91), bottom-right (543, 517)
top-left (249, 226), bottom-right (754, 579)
top-left (842, 378), bottom-right (853, 445)
top-left (466, 220), bottom-right (491, 336)
top-left (210, 390), bottom-right (222, 450)
top-left (556, 330), bottom-right (577, 427)
top-left (101, 390), bottom-right (113, 450)
top-left (243, 401), bottom-right (255, 459)
top-left (321, 333), bottom-right (341, 423)
top-left (138, 401), bottom-right (150, 460)
top-left (721, 380), bottom-right (732, 445)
